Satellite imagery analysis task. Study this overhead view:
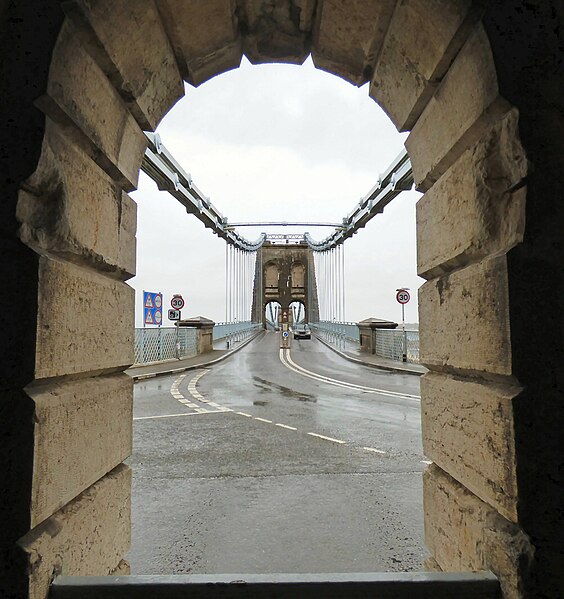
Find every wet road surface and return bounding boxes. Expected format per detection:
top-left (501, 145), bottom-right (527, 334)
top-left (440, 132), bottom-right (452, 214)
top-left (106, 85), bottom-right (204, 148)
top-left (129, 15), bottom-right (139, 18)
top-left (127, 332), bottom-right (427, 574)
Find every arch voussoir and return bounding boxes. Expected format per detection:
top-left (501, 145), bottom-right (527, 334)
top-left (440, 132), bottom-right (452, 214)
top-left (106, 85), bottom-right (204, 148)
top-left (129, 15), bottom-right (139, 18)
top-left (156, 0), bottom-right (243, 86)
top-left (369, 0), bottom-right (483, 132)
top-left (62, 0), bottom-right (184, 132)
top-left (311, 0), bottom-right (396, 86)
top-left (238, 0), bottom-right (315, 64)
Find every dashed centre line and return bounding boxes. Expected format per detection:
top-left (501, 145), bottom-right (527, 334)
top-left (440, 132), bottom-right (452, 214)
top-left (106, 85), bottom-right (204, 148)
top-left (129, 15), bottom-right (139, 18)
top-left (163, 365), bottom-right (423, 465)
top-left (307, 432), bottom-right (346, 444)
top-left (363, 446), bottom-right (387, 455)
top-left (275, 423), bottom-right (297, 431)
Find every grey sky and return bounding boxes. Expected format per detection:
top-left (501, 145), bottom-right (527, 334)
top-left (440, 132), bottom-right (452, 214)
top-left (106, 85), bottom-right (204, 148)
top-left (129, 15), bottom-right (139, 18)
top-left (131, 56), bottom-right (422, 327)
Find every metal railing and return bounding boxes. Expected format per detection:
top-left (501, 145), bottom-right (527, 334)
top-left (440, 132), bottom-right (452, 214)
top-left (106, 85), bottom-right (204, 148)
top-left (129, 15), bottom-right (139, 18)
top-left (134, 327), bottom-right (198, 365)
top-left (310, 321), bottom-right (420, 364)
top-left (134, 322), bottom-right (261, 365)
top-left (373, 329), bottom-right (420, 364)
top-left (310, 321), bottom-right (359, 351)
top-left (213, 321), bottom-right (262, 349)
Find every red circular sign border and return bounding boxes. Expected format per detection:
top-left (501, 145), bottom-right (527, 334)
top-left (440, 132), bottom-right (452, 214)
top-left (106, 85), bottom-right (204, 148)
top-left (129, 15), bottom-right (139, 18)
top-left (396, 290), bottom-right (410, 304)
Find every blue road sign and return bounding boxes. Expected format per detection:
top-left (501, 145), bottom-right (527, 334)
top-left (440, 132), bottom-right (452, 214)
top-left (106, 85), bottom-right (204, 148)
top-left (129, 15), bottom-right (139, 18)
top-left (143, 291), bottom-right (163, 326)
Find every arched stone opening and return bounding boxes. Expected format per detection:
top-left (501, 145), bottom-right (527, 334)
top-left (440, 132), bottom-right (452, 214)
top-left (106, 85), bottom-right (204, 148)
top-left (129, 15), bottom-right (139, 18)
top-left (289, 300), bottom-right (307, 325)
top-left (264, 262), bottom-right (281, 296)
top-left (290, 261), bottom-right (306, 294)
top-left (264, 300), bottom-right (282, 329)
top-left (1, 2), bottom-right (562, 599)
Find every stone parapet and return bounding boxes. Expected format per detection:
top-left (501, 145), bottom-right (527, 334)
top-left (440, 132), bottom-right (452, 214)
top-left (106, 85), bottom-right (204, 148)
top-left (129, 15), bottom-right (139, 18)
top-left (178, 316), bottom-right (215, 355)
top-left (356, 318), bottom-right (398, 355)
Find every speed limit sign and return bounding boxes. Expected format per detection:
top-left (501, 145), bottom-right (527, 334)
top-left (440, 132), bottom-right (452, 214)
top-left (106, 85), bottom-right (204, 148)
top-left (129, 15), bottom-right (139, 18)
top-left (396, 289), bottom-right (410, 304)
top-left (170, 294), bottom-right (185, 310)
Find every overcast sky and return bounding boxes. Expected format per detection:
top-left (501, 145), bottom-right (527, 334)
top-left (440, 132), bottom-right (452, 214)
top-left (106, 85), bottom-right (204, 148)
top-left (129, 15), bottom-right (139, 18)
top-left (130, 56), bottom-right (422, 327)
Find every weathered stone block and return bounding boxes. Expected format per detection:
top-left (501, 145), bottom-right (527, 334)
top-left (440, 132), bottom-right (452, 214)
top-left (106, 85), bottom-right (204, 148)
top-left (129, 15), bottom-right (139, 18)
top-left (40, 21), bottom-right (147, 191)
top-left (28, 373), bottom-right (132, 527)
top-left (424, 556), bottom-right (443, 572)
top-left (370, 0), bottom-right (473, 130)
top-left (312, 0), bottom-right (396, 85)
top-left (110, 559), bottom-right (131, 575)
top-left (156, 0), bottom-right (242, 85)
top-left (406, 24), bottom-right (508, 191)
top-left (239, 0), bottom-right (315, 64)
top-left (19, 465), bottom-right (131, 599)
top-left (17, 121), bottom-right (136, 279)
top-left (65, 0), bottom-right (184, 130)
top-left (417, 108), bottom-right (527, 279)
top-left (35, 257), bottom-right (134, 379)
top-left (424, 465), bottom-right (533, 598)
top-left (419, 255), bottom-right (511, 376)
top-left (421, 372), bottom-right (520, 522)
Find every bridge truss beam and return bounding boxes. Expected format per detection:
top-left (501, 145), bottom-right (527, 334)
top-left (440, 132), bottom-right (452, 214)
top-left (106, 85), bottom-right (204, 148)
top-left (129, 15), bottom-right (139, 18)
top-left (141, 133), bottom-right (414, 253)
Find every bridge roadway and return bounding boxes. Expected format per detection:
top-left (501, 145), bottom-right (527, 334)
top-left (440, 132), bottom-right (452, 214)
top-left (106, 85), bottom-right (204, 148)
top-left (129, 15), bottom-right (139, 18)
top-left (127, 332), bottom-right (426, 575)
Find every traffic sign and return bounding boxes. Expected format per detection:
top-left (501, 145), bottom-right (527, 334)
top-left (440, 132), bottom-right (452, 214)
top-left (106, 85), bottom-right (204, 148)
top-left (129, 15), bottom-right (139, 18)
top-left (143, 291), bottom-right (163, 326)
top-left (282, 331), bottom-right (289, 338)
top-left (171, 294), bottom-right (185, 310)
top-left (168, 309), bottom-right (181, 321)
top-left (396, 289), bottom-right (410, 304)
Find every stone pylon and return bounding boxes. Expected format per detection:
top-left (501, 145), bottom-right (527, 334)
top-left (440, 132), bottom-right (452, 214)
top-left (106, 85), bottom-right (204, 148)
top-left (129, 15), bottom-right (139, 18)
top-left (251, 242), bottom-right (320, 326)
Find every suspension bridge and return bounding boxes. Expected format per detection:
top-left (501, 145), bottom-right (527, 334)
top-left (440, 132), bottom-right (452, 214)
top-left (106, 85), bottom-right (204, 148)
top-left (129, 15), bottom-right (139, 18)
top-left (141, 132), bottom-right (414, 331)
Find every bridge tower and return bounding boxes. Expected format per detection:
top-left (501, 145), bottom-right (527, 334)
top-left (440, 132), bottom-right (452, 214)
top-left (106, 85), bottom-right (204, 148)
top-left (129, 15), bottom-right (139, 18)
top-left (251, 241), bottom-right (319, 327)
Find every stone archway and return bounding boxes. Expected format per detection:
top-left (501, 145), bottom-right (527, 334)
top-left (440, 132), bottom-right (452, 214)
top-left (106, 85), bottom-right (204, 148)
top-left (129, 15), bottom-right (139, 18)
top-left (1, 3), bottom-right (563, 599)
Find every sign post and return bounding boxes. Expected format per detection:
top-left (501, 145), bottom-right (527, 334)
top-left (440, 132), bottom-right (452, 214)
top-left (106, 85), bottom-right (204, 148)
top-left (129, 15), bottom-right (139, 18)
top-left (396, 288), bottom-right (410, 362)
top-left (170, 295), bottom-right (185, 359)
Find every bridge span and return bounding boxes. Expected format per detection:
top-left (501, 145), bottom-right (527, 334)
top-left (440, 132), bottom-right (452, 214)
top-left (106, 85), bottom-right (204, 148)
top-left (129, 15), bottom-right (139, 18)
top-left (128, 331), bottom-right (426, 575)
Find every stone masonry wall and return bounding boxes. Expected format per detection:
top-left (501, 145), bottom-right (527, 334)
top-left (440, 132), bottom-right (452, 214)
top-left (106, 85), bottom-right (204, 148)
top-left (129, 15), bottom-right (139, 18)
top-left (2, 2), bottom-right (563, 598)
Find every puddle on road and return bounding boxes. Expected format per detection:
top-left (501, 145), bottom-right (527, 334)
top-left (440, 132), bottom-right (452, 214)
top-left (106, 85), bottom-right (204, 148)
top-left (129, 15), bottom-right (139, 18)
top-left (252, 376), bottom-right (317, 403)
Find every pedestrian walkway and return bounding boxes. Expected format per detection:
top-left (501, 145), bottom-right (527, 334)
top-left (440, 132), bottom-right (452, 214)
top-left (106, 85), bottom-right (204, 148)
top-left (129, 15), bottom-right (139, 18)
top-left (314, 335), bottom-right (427, 376)
top-left (126, 332), bottom-right (263, 380)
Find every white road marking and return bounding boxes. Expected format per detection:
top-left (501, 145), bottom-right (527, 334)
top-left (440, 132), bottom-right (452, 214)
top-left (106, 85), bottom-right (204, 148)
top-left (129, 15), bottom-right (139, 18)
top-left (134, 411), bottom-right (227, 421)
top-left (275, 423), bottom-right (297, 431)
top-left (169, 370), bottom-right (224, 415)
top-left (421, 460), bottom-right (433, 465)
top-left (254, 417), bottom-right (273, 423)
top-left (363, 446), bottom-right (387, 454)
top-left (307, 432), bottom-right (346, 444)
top-left (237, 412), bottom-right (253, 417)
top-left (279, 348), bottom-right (420, 401)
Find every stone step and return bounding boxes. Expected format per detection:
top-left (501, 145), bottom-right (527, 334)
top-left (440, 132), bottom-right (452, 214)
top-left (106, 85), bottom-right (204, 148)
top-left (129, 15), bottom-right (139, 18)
top-left (50, 572), bottom-right (500, 599)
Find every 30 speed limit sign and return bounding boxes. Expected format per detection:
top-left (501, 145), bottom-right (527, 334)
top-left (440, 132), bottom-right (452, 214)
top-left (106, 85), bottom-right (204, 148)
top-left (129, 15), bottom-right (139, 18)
top-left (170, 294), bottom-right (185, 310)
top-left (396, 289), bottom-right (410, 304)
